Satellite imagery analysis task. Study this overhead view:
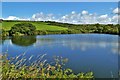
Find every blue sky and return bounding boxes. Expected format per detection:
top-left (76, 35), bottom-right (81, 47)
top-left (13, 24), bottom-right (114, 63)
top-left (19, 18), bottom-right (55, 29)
top-left (2, 2), bottom-right (119, 24)
top-left (3, 2), bottom-right (117, 18)
top-left (2, 0), bottom-right (119, 2)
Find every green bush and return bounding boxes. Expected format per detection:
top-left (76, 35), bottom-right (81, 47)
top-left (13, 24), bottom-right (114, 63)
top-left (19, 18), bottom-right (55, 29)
top-left (1, 29), bottom-right (9, 37)
top-left (9, 23), bottom-right (36, 36)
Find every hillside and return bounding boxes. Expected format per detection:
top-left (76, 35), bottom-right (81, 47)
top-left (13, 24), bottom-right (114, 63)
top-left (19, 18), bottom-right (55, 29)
top-left (1, 21), bottom-right (68, 31)
top-left (0, 23), bottom-right (2, 30)
top-left (0, 20), bottom-right (119, 36)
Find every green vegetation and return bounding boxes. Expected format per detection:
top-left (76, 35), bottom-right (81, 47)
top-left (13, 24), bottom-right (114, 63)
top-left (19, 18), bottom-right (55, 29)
top-left (0, 20), bottom-right (119, 37)
top-left (46, 21), bottom-right (119, 35)
top-left (9, 23), bottom-right (36, 36)
top-left (0, 23), bottom-right (2, 30)
top-left (1, 20), bottom-right (68, 31)
top-left (1, 54), bottom-right (93, 79)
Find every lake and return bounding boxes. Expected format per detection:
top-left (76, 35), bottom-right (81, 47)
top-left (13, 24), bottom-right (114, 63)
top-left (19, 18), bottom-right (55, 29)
top-left (1, 34), bottom-right (119, 78)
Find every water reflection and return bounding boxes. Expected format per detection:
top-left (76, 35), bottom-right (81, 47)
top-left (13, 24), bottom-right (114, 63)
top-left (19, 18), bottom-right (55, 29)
top-left (1, 34), bottom-right (119, 78)
top-left (34, 34), bottom-right (119, 55)
top-left (11, 36), bottom-right (36, 46)
top-left (1, 34), bottom-right (119, 57)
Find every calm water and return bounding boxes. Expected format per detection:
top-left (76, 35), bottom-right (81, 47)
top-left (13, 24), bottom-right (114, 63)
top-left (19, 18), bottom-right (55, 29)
top-left (1, 34), bottom-right (119, 78)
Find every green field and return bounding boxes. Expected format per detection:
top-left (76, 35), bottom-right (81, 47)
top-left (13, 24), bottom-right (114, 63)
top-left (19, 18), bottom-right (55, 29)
top-left (1, 21), bottom-right (68, 31)
top-left (0, 23), bottom-right (2, 30)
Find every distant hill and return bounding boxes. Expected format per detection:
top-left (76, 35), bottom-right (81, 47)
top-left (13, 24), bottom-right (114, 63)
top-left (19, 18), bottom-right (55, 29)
top-left (1, 20), bottom-right (68, 31)
top-left (0, 19), bottom-right (3, 22)
top-left (0, 20), bottom-right (119, 35)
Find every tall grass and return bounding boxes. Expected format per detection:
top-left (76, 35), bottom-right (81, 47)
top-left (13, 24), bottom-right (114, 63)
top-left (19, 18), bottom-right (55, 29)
top-left (1, 53), bottom-right (93, 79)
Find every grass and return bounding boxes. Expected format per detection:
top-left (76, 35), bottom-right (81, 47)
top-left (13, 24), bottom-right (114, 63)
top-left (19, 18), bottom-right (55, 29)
top-left (1, 21), bottom-right (68, 31)
top-left (0, 23), bottom-right (2, 30)
top-left (1, 53), bottom-right (94, 79)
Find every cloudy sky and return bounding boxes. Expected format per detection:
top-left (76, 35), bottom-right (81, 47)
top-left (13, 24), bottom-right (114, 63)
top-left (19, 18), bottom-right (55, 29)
top-left (2, 2), bottom-right (119, 24)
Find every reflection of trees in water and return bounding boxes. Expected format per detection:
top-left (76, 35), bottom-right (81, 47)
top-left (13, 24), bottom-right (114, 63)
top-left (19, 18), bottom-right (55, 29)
top-left (0, 40), bottom-right (2, 44)
top-left (0, 37), bottom-right (9, 45)
top-left (11, 36), bottom-right (36, 46)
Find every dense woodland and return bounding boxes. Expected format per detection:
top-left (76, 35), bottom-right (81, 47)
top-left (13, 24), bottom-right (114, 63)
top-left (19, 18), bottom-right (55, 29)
top-left (0, 20), bottom-right (120, 37)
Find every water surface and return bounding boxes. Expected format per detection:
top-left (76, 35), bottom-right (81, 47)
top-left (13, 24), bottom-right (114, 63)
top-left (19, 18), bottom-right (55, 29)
top-left (1, 34), bottom-right (119, 78)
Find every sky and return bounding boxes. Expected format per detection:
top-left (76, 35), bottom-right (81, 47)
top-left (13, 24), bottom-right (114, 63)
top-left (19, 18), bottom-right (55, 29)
top-left (2, 2), bottom-right (119, 24)
top-left (2, 0), bottom-right (119, 2)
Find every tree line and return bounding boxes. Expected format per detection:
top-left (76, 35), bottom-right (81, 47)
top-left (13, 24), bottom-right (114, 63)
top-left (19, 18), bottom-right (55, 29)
top-left (1, 20), bottom-right (120, 37)
top-left (45, 21), bottom-right (119, 35)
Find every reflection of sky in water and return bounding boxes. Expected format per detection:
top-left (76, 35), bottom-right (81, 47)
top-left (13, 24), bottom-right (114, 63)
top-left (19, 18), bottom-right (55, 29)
top-left (35, 34), bottom-right (119, 55)
top-left (1, 34), bottom-right (119, 78)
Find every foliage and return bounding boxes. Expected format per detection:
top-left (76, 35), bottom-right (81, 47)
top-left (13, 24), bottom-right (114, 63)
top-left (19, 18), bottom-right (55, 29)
top-left (9, 23), bottom-right (36, 36)
top-left (2, 20), bottom-right (119, 36)
top-left (1, 54), bottom-right (94, 79)
top-left (46, 21), bottom-right (119, 35)
top-left (1, 29), bottom-right (9, 37)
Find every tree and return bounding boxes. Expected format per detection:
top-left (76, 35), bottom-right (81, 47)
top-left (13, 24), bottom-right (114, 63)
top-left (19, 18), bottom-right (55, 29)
top-left (9, 23), bottom-right (36, 36)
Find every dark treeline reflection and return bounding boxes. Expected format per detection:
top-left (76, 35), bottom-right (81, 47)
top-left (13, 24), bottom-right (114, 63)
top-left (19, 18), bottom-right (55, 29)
top-left (0, 37), bottom-right (8, 44)
top-left (11, 36), bottom-right (36, 46)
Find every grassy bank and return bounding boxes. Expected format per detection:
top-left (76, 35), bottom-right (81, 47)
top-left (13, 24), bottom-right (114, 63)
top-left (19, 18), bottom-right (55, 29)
top-left (1, 54), bottom-right (93, 79)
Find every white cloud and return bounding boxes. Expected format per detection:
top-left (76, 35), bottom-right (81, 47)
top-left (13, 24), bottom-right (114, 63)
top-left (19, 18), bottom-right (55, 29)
top-left (4, 16), bottom-right (30, 20)
top-left (5, 16), bottom-right (19, 20)
top-left (97, 14), bottom-right (112, 24)
top-left (113, 7), bottom-right (120, 14)
top-left (59, 12), bottom-right (114, 24)
top-left (71, 11), bottom-right (76, 14)
top-left (81, 10), bottom-right (88, 15)
top-left (111, 15), bottom-right (118, 23)
top-left (99, 14), bottom-right (108, 19)
top-left (3, 7), bottom-right (119, 24)
top-left (31, 12), bottom-right (55, 21)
